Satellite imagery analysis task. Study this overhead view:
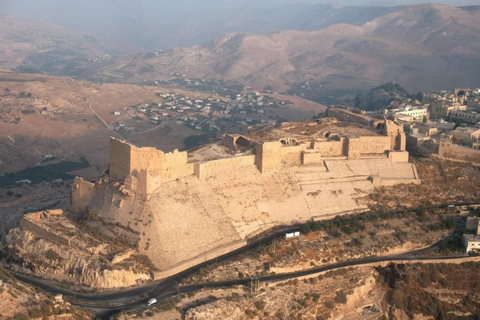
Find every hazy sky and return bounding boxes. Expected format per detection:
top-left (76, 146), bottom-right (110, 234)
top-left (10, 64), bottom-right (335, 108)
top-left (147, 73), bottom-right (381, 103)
top-left (1, 0), bottom-right (479, 52)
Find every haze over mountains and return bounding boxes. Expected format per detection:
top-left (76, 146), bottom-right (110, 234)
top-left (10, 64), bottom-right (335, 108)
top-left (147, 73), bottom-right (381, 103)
top-left (1, 0), bottom-right (478, 52)
top-left (81, 4), bottom-right (480, 104)
top-left (1, 2), bottom-right (479, 105)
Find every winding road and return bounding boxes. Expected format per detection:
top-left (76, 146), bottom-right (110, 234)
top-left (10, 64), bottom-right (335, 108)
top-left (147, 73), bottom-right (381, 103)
top-left (9, 202), bottom-right (479, 319)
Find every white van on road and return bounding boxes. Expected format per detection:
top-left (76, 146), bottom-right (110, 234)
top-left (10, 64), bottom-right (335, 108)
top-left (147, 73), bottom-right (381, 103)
top-left (147, 298), bottom-right (157, 306)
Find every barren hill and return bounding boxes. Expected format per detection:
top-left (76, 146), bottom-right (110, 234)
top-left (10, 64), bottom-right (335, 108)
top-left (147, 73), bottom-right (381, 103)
top-left (92, 4), bottom-right (480, 102)
top-left (0, 15), bottom-right (109, 74)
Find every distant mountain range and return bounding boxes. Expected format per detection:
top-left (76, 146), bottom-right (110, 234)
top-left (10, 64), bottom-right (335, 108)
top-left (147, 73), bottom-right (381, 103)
top-left (80, 4), bottom-right (480, 104)
top-left (1, 1), bottom-right (399, 52)
top-left (1, 4), bottom-right (480, 106)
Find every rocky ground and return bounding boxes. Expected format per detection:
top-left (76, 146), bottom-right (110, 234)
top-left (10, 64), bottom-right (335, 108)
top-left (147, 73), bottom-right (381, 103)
top-left (116, 261), bottom-right (480, 320)
top-left (2, 210), bottom-right (156, 290)
top-left (0, 265), bottom-right (91, 319)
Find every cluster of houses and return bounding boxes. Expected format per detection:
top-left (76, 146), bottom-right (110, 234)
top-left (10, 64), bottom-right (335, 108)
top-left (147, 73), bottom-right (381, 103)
top-left (113, 91), bottom-right (285, 133)
top-left (381, 88), bottom-right (480, 152)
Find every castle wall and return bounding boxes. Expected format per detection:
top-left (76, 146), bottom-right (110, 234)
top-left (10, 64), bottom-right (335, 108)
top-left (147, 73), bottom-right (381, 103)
top-left (21, 212), bottom-right (71, 247)
top-left (438, 140), bottom-right (480, 163)
top-left (280, 145), bottom-right (307, 166)
top-left (109, 138), bottom-right (133, 180)
top-left (384, 120), bottom-right (406, 151)
top-left (135, 169), bottom-right (163, 199)
top-left (388, 151), bottom-right (409, 163)
top-left (255, 141), bottom-right (282, 173)
top-left (131, 146), bottom-right (163, 176)
top-left (347, 136), bottom-right (391, 159)
top-left (326, 108), bottom-right (371, 126)
top-left (302, 152), bottom-right (323, 165)
top-left (311, 139), bottom-right (346, 157)
top-left (194, 155), bottom-right (256, 180)
top-left (162, 150), bottom-right (194, 182)
top-left (70, 177), bottom-right (95, 214)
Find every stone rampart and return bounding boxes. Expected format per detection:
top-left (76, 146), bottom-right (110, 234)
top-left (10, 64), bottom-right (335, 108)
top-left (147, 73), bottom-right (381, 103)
top-left (280, 144), bottom-right (308, 166)
top-left (347, 136), bottom-right (391, 159)
top-left (255, 141), bottom-right (282, 173)
top-left (109, 138), bottom-right (194, 194)
top-left (131, 145), bottom-right (163, 176)
top-left (311, 139), bottom-right (346, 157)
top-left (71, 177), bottom-right (95, 214)
top-left (194, 155), bottom-right (256, 180)
top-left (439, 140), bottom-right (480, 163)
top-left (154, 239), bottom-right (247, 280)
top-left (388, 151), bottom-right (409, 163)
top-left (162, 150), bottom-right (194, 182)
top-left (384, 120), bottom-right (406, 151)
top-left (302, 152), bottom-right (323, 165)
top-left (326, 107), bottom-right (373, 127)
top-left (20, 211), bottom-right (71, 247)
top-left (109, 138), bottom-right (133, 180)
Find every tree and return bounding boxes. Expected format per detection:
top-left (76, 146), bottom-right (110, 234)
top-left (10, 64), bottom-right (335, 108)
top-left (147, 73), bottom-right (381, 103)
top-left (423, 115), bottom-right (428, 124)
top-left (454, 121), bottom-right (464, 129)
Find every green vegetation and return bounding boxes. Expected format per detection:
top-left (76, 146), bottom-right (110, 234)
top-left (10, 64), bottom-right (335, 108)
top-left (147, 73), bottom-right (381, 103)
top-left (0, 158), bottom-right (89, 188)
top-left (17, 91), bottom-right (32, 98)
top-left (20, 109), bottom-right (35, 115)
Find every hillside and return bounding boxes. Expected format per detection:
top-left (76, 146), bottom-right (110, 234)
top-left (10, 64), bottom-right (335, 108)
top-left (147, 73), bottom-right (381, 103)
top-left (0, 15), bottom-right (109, 75)
top-left (3, 1), bottom-right (396, 52)
top-left (88, 4), bottom-right (480, 105)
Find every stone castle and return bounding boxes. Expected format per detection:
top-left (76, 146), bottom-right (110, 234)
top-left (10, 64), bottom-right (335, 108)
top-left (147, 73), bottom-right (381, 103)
top-left (72, 108), bottom-right (409, 209)
top-left (69, 108), bottom-right (419, 279)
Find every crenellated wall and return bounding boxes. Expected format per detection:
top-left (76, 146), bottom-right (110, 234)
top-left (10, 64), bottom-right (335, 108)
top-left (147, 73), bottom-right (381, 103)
top-left (109, 138), bottom-right (193, 195)
top-left (104, 128), bottom-right (410, 199)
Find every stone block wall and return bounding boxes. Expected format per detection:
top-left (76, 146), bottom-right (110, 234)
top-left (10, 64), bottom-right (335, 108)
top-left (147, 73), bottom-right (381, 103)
top-left (255, 141), bottom-right (282, 173)
top-left (131, 145), bottom-right (163, 176)
top-left (388, 151), bottom-right (409, 163)
top-left (110, 138), bottom-right (133, 180)
top-left (311, 139), bottom-right (346, 157)
top-left (347, 136), bottom-right (391, 159)
top-left (162, 150), bottom-right (194, 182)
top-left (384, 120), bottom-right (406, 151)
top-left (439, 140), bottom-right (480, 162)
top-left (194, 155), bottom-right (256, 180)
top-left (326, 108), bottom-right (372, 126)
top-left (302, 152), bottom-right (323, 165)
top-left (71, 177), bottom-right (95, 214)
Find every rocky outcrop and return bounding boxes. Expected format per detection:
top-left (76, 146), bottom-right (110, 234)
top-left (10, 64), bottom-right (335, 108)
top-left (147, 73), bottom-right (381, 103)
top-left (4, 210), bottom-right (152, 289)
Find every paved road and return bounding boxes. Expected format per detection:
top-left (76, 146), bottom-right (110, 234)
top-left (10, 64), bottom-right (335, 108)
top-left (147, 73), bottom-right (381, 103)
top-left (9, 202), bottom-right (479, 318)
